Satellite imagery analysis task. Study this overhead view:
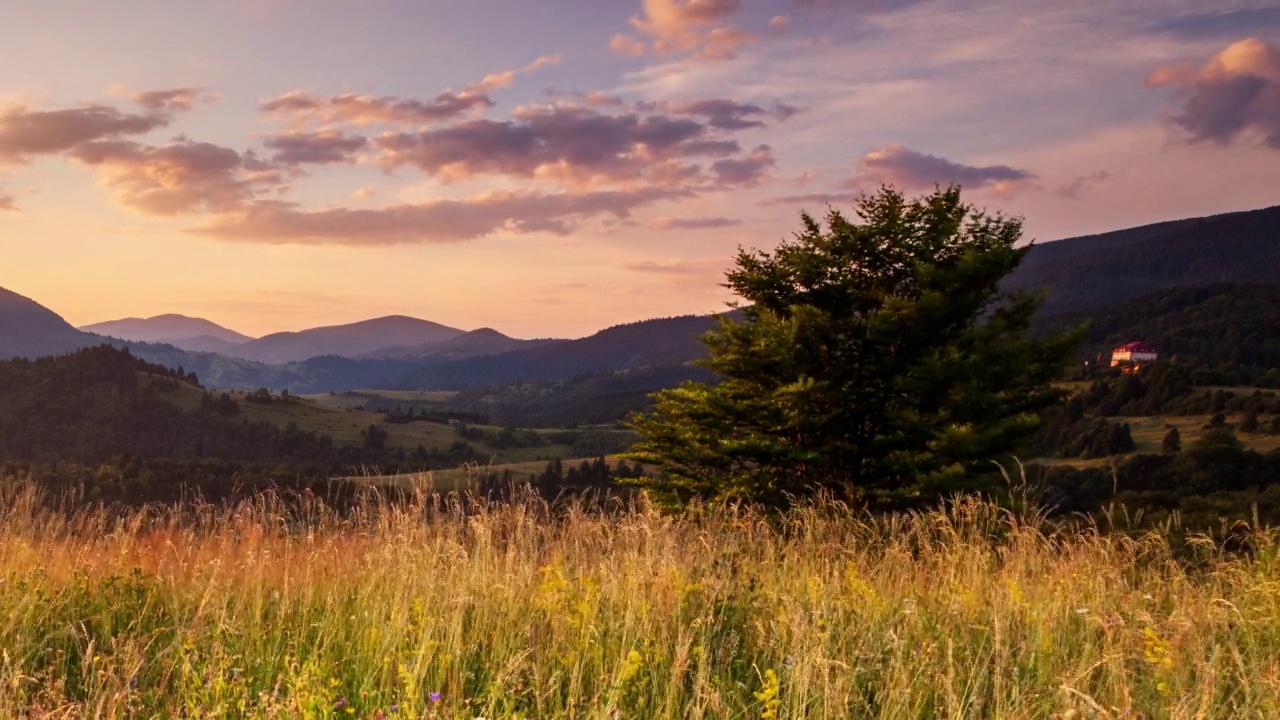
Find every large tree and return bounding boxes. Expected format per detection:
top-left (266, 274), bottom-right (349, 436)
top-left (628, 186), bottom-right (1080, 508)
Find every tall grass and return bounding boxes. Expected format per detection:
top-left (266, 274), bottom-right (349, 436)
top-left (1, 483), bottom-right (1278, 719)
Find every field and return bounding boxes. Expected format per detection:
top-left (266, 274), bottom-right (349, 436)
top-left (148, 377), bottom-right (579, 465)
top-left (347, 456), bottom-right (644, 492)
top-left (3, 486), bottom-right (1280, 718)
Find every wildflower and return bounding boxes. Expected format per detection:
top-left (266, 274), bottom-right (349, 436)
top-left (755, 668), bottom-right (781, 720)
top-left (1074, 607), bottom-right (1089, 615)
top-left (334, 697), bottom-right (346, 709)
top-left (430, 692), bottom-right (442, 702)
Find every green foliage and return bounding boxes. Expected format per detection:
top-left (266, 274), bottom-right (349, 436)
top-left (1162, 426), bottom-right (1181, 453)
top-left (629, 187), bottom-right (1079, 508)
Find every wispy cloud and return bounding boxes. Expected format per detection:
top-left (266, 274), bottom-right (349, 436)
top-left (0, 192), bottom-right (16, 212)
top-left (1057, 170), bottom-right (1110, 199)
top-left (191, 187), bottom-right (692, 245)
top-left (473, 54), bottom-right (563, 92)
top-left (1147, 37), bottom-right (1280, 149)
top-left (260, 90), bottom-right (493, 128)
top-left (648, 216), bottom-right (741, 230)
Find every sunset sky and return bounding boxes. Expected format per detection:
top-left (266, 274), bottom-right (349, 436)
top-left (2, 1), bottom-right (1278, 338)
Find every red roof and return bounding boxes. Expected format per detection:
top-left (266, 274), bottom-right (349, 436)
top-left (1115, 341), bottom-right (1157, 353)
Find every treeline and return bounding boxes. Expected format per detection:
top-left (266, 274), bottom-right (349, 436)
top-left (1034, 426), bottom-right (1280, 527)
top-left (1038, 283), bottom-right (1280, 386)
top-left (0, 346), bottom-right (481, 504)
top-left (475, 456), bottom-right (648, 501)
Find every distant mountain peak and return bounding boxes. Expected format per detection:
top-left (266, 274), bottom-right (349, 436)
top-left (80, 314), bottom-right (254, 346)
top-left (0, 286), bottom-right (96, 359)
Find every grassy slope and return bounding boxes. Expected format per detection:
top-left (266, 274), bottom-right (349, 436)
top-left (348, 456), bottom-right (641, 492)
top-left (150, 377), bottom-right (573, 465)
top-left (2, 492), bottom-right (1278, 717)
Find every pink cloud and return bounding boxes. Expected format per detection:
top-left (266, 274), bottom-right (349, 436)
top-left (648, 216), bottom-right (741, 230)
top-left (854, 143), bottom-right (1036, 193)
top-left (263, 130), bottom-right (368, 165)
top-left (1147, 37), bottom-right (1280, 148)
top-left (710, 144), bottom-right (775, 186)
top-left (0, 193), bottom-right (15, 212)
top-left (0, 104), bottom-right (170, 165)
top-left (373, 104), bottom-right (758, 189)
top-left (261, 90), bottom-right (493, 128)
top-left (130, 87), bottom-right (203, 113)
top-left (190, 187), bottom-right (692, 245)
top-left (68, 139), bottom-right (287, 216)
top-left (473, 54), bottom-right (564, 92)
top-left (1057, 170), bottom-right (1110, 199)
top-left (613, 0), bottom-right (757, 61)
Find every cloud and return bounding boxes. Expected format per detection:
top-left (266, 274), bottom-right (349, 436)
top-left (67, 139), bottom-right (286, 216)
top-left (648, 216), bottom-right (741, 230)
top-left (190, 187), bottom-right (691, 245)
top-left (1057, 170), bottom-right (1110, 199)
top-left (610, 33), bottom-right (649, 57)
top-left (545, 89), bottom-right (627, 107)
top-left (710, 144), bottom-right (775, 186)
top-left (1147, 37), bottom-right (1280, 149)
top-left (757, 191), bottom-right (860, 207)
top-left (473, 54), bottom-right (563, 92)
top-left (0, 104), bottom-right (169, 165)
top-left (130, 87), bottom-right (202, 113)
top-left (374, 104), bottom-right (752, 189)
top-left (613, 0), bottom-right (757, 61)
top-left (263, 130), bottom-right (367, 165)
top-left (0, 193), bottom-right (15, 212)
top-left (261, 90), bottom-right (493, 128)
top-left (261, 57), bottom-right (561, 130)
top-left (622, 259), bottom-right (727, 283)
top-left (1155, 8), bottom-right (1280, 39)
top-left (352, 185), bottom-right (376, 200)
top-left (854, 143), bottom-right (1036, 193)
top-left (671, 99), bottom-right (801, 129)
top-left (699, 27), bottom-right (758, 61)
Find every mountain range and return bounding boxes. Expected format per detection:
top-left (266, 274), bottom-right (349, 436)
top-left (80, 314), bottom-right (255, 354)
top-left (3, 203), bottom-right (1278, 392)
top-left (0, 287), bottom-right (95, 360)
top-left (223, 315), bottom-right (466, 364)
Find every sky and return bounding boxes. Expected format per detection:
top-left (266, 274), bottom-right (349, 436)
top-left (2, 0), bottom-right (1279, 339)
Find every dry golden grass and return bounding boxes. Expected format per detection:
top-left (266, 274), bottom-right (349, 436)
top-left (1, 484), bottom-right (1279, 718)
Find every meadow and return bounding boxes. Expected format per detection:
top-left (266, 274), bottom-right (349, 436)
top-left (2, 484), bottom-right (1279, 719)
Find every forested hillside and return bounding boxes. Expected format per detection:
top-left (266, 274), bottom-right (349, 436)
top-left (1006, 205), bottom-right (1280, 316)
top-left (0, 346), bottom-right (434, 502)
top-left (1038, 282), bottom-right (1280, 381)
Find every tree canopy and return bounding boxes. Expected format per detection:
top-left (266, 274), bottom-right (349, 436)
top-left (628, 186), bottom-right (1079, 508)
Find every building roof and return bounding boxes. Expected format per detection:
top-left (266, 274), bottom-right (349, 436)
top-left (1114, 341), bottom-right (1158, 353)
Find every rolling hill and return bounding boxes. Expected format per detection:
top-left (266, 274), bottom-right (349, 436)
top-left (226, 315), bottom-right (466, 364)
top-left (360, 327), bottom-right (554, 360)
top-left (80, 314), bottom-right (255, 352)
top-left (1006, 204), bottom-right (1280, 316)
top-left (1039, 282), bottom-right (1280, 370)
top-left (388, 314), bottom-right (724, 389)
top-left (0, 286), bottom-right (96, 359)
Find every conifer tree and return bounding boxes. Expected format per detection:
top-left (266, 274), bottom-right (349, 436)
top-left (627, 186), bottom-right (1080, 508)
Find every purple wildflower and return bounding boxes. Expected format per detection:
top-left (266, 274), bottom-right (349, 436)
top-left (430, 691), bottom-right (442, 702)
top-left (334, 697), bottom-right (346, 709)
